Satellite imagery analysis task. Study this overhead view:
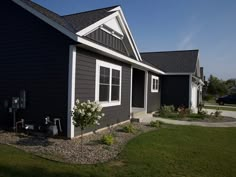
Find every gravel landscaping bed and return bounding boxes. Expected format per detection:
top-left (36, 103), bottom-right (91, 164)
top-left (160, 116), bottom-right (236, 122)
top-left (0, 123), bottom-right (156, 164)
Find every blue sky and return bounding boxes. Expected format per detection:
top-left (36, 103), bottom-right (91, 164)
top-left (33, 0), bottom-right (236, 80)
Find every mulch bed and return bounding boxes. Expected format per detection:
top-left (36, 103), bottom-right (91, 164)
top-left (0, 123), bottom-right (156, 164)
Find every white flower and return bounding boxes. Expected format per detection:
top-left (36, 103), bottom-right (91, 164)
top-left (87, 113), bottom-right (92, 117)
top-left (87, 100), bottom-right (91, 104)
top-left (95, 120), bottom-right (100, 125)
top-left (91, 107), bottom-right (95, 112)
top-left (97, 106), bottom-right (102, 112)
top-left (97, 116), bottom-right (101, 119)
top-left (76, 99), bottom-right (80, 104)
top-left (101, 113), bottom-right (105, 117)
top-left (87, 105), bottom-right (91, 109)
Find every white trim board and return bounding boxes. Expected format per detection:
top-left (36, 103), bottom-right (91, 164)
top-left (78, 37), bottom-right (165, 75)
top-left (109, 6), bottom-right (143, 62)
top-left (144, 71), bottom-right (148, 114)
top-left (73, 120), bottom-right (130, 139)
top-left (67, 45), bottom-right (76, 138)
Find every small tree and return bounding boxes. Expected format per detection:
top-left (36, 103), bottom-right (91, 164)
top-left (72, 99), bottom-right (104, 155)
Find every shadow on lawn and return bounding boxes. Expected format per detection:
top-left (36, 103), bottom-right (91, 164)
top-left (0, 163), bottom-right (90, 177)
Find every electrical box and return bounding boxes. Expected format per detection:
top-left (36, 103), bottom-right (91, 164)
top-left (12, 97), bottom-right (20, 109)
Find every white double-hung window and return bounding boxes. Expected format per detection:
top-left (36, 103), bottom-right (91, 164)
top-left (151, 75), bottom-right (159, 93)
top-left (95, 60), bottom-right (122, 107)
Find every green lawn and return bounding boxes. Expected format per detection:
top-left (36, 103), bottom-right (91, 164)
top-left (204, 105), bottom-right (236, 112)
top-left (1, 125), bottom-right (236, 177)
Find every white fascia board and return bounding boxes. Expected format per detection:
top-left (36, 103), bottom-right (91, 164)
top-left (13, 0), bottom-right (78, 42)
top-left (78, 37), bottom-right (165, 75)
top-left (109, 6), bottom-right (143, 62)
top-left (165, 73), bottom-right (192, 75)
top-left (77, 9), bottom-right (142, 62)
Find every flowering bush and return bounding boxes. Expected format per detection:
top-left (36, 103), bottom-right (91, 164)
top-left (72, 99), bottom-right (104, 155)
top-left (72, 99), bottom-right (104, 131)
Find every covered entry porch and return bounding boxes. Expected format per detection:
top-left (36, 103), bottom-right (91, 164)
top-left (131, 67), bottom-right (148, 117)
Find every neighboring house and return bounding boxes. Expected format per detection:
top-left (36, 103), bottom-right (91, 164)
top-left (141, 50), bottom-right (204, 112)
top-left (0, 0), bottom-right (165, 138)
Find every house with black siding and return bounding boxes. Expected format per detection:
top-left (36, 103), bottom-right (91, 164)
top-left (141, 50), bottom-right (204, 112)
top-left (0, 0), bottom-right (203, 138)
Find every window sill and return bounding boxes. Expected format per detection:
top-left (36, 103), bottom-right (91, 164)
top-left (99, 101), bottom-right (121, 107)
top-left (151, 90), bottom-right (159, 93)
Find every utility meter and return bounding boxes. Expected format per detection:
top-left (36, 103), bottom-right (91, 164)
top-left (12, 97), bottom-right (20, 109)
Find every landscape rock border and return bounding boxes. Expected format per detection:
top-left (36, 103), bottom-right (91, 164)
top-left (0, 123), bottom-right (156, 164)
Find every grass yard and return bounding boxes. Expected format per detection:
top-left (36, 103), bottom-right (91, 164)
top-left (204, 105), bottom-right (236, 112)
top-left (1, 125), bottom-right (236, 177)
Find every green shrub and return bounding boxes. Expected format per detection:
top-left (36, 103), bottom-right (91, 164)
top-left (122, 124), bottom-right (135, 133)
top-left (160, 105), bottom-right (175, 116)
top-left (188, 113), bottom-right (205, 119)
top-left (101, 134), bottom-right (114, 146)
top-left (149, 120), bottom-right (161, 128)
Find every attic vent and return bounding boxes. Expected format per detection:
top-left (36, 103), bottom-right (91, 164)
top-left (100, 25), bottom-right (124, 39)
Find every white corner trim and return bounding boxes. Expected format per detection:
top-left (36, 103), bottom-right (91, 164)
top-left (78, 37), bottom-right (165, 75)
top-left (189, 74), bottom-right (192, 109)
top-left (151, 75), bottom-right (159, 93)
top-left (95, 60), bottom-right (122, 108)
top-left (130, 66), bottom-right (133, 115)
top-left (67, 45), bottom-right (76, 138)
top-left (12, 0), bottom-right (78, 42)
top-left (144, 71), bottom-right (148, 113)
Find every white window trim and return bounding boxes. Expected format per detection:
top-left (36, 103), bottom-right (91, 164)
top-left (95, 60), bottom-right (122, 107)
top-left (151, 75), bottom-right (159, 93)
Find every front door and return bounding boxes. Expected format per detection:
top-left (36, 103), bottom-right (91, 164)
top-left (132, 68), bottom-right (145, 107)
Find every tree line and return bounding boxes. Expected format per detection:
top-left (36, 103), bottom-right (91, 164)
top-left (204, 75), bottom-right (236, 100)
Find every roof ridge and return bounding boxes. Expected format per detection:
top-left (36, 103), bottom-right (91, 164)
top-left (62, 5), bottom-right (119, 17)
top-left (141, 49), bottom-right (199, 54)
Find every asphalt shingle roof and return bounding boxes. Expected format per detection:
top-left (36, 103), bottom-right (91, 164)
top-left (19, 0), bottom-right (117, 33)
top-left (62, 6), bottom-right (118, 32)
top-left (141, 50), bottom-right (199, 73)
